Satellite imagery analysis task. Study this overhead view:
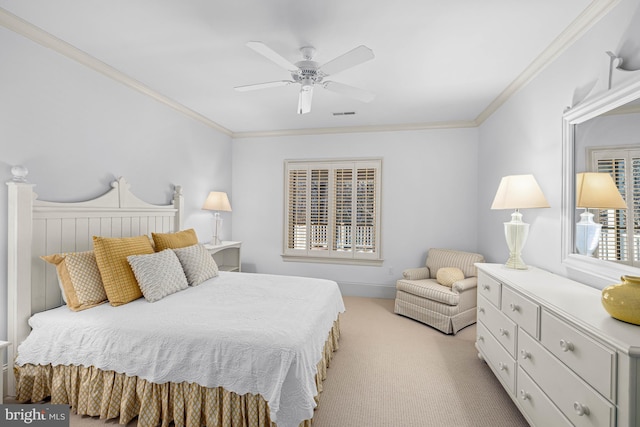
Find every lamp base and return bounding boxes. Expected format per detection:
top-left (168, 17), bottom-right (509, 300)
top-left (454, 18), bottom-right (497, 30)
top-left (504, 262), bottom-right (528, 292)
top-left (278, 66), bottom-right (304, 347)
top-left (575, 210), bottom-right (601, 257)
top-left (503, 210), bottom-right (530, 270)
top-left (211, 212), bottom-right (223, 246)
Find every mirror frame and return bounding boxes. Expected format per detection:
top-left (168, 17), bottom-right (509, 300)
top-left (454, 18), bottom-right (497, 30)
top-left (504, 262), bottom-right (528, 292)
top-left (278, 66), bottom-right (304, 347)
top-left (561, 74), bottom-right (640, 284)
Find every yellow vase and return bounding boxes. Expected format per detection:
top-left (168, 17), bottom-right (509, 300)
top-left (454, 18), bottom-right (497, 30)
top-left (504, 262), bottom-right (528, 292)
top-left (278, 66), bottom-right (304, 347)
top-left (601, 275), bottom-right (640, 326)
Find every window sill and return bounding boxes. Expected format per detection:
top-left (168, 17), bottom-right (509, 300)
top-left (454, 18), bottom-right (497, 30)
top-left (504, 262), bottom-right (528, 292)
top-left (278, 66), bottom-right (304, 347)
top-left (281, 255), bottom-right (384, 267)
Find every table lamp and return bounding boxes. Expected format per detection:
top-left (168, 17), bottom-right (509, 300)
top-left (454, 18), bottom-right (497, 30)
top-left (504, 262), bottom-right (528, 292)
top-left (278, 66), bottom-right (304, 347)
top-left (575, 172), bottom-right (627, 256)
top-left (491, 174), bottom-right (550, 269)
top-left (202, 191), bottom-right (232, 245)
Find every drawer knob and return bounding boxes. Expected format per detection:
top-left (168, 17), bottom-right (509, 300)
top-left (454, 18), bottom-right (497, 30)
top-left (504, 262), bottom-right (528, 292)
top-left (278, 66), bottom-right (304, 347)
top-left (509, 303), bottom-right (520, 312)
top-left (520, 349), bottom-right (531, 360)
top-left (499, 328), bottom-right (508, 337)
top-left (559, 339), bottom-right (575, 352)
top-left (478, 307), bottom-right (485, 314)
top-left (498, 362), bottom-right (507, 371)
top-left (573, 402), bottom-right (590, 416)
top-left (478, 335), bottom-right (484, 342)
top-left (519, 390), bottom-right (530, 401)
top-left (482, 284), bottom-right (490, 291)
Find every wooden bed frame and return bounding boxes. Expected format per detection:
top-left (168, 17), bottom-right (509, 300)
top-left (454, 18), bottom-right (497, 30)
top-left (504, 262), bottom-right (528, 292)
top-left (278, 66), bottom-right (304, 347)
top-left (6, 171), bottom-right (183, 397)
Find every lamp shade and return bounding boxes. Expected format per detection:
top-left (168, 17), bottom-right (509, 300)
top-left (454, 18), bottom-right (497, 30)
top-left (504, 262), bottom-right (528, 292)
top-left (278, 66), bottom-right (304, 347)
top-left (576, 172), bottom-right (627, 209)
top-left (202, 191), bottom-right (232, 211)
top-left (491, 174), bottom-right (550, 210)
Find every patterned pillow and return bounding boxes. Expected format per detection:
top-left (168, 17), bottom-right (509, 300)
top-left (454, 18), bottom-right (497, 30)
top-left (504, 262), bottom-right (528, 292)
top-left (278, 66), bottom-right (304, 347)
top-left (127, 249), bottom-right (189, 302)
top-left (41, 251), bottom-right (107, 311)
top-left (93, 235), bottom-right (155, 306)
top-left (436, 267), bottom-right (465, 287)
top-left (173, 243), bottom-right (219, 286)
top-left (152, 228), bottom-right (198, 251)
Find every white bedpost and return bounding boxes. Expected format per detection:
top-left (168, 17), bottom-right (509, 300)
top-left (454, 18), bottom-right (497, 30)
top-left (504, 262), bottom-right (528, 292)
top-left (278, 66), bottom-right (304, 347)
top-left (173, 185), bottom-right (183, 231)
top-left (6, 167), bottom-right (34, 397)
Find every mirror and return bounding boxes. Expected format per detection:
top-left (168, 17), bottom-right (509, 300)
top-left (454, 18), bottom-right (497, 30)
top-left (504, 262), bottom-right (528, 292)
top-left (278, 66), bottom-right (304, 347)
top-left (561, 69), bottom-right (640, 285)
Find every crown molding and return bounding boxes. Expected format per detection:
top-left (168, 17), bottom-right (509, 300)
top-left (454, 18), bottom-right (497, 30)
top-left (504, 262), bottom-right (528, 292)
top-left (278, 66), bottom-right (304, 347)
top-left (475, 0), bottom-right (621, 125)
top-left (230, 120), bottom-right (478, 139)
top-left (0, 8), bottom-right (233, 137)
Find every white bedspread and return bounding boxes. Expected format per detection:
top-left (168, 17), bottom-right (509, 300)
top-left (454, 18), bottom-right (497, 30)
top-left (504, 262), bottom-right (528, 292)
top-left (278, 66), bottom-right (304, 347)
top-left (17, 272), bottom-right (345, 427)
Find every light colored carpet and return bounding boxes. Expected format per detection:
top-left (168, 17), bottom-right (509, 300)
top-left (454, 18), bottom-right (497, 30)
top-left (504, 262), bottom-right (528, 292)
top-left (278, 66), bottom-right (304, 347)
top-left (9, 296), bottom-right (528, 426)
top-left (311, 296), bottom-right (528, 427)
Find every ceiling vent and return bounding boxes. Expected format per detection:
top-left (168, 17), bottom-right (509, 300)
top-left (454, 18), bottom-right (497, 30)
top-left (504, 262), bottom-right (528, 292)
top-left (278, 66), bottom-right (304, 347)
top-left (332, 111), bottom-right (356, 116)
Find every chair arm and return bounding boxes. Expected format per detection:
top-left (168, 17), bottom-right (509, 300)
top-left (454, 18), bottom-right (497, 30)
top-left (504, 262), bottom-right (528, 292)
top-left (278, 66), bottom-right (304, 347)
top-left (452, 277), bottom-right (478, 293)
top-left (402, 267), bottom-right (430, 280)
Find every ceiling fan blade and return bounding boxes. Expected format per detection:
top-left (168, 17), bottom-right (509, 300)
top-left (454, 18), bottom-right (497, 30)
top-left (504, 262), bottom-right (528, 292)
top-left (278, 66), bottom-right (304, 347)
top-left (297, 87), bottom-right (313, 115)
top-left (322, 81), bottom-right (375, 103)
top-left (246, 41), bottom-right (298, 71)
top-left (319, 45), bottom-right (374, 76)
top-left (234, 80), bottom-right (293, 92)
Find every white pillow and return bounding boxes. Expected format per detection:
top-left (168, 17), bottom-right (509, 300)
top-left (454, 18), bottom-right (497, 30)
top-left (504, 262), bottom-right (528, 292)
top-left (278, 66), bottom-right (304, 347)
top-left (127, 249), bottom-right (188, 302)
top-left (173, 243), bottom-right (219, 286)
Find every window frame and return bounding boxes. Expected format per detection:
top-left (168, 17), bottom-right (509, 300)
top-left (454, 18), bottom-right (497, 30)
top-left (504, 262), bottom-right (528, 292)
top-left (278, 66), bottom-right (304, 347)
top-left (282, 158), bottom-right (383, 266)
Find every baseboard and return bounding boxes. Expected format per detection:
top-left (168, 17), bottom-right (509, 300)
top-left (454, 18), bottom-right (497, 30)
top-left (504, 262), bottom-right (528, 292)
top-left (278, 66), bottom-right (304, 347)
top-left (337, 282), bottom-right (396, 299)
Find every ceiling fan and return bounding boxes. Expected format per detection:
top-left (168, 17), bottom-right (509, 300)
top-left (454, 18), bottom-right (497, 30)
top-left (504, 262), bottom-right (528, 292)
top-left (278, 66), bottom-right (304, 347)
top-left (235, 41), bottom-right (375, 115)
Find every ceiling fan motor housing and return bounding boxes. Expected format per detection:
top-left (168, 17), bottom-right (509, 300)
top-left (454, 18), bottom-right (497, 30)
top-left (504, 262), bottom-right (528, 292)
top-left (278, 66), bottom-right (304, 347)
top-left (293, 60), bottom-right (322, 88)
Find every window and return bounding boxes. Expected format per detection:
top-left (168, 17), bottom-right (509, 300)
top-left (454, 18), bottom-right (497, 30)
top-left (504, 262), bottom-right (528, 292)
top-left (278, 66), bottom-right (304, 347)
top-left (284, 158), bottom-right (382, 264)
top-left (589, 147), bottom-right (640, 266)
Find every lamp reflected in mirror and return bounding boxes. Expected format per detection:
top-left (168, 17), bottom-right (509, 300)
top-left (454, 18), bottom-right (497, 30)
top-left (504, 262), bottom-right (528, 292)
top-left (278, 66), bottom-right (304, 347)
top-left (575, 172), bottom-right (627, 256)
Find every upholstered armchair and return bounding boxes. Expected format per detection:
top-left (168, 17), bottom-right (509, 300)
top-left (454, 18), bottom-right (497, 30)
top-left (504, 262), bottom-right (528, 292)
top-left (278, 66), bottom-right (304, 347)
top-left (394, 248), bottom-right (485, 334)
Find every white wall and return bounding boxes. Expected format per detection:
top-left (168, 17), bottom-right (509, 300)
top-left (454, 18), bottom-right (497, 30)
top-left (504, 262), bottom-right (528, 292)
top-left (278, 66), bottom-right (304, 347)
top-left (0, 27), bottom-right (233, 342)
top-left (231, 128), bottom-right (479, 297)
top-left (477, 0), bottom-right (640, 286)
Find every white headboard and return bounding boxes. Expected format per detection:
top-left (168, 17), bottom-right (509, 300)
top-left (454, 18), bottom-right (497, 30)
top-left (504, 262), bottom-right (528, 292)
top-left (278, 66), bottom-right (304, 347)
top-left (6, 173), bottom-right (183, 396)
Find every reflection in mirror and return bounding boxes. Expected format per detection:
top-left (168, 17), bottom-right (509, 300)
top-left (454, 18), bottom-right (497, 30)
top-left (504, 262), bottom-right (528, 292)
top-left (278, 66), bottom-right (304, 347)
top-left (574, 108), bottom-right (640, 264)
top-left (561, 67), bottom-right (640, 286)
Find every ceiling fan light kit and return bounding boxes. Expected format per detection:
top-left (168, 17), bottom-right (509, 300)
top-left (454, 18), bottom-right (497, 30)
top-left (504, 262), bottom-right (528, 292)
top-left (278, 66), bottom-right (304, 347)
top-left (235, 41), bottom-right (375, 115)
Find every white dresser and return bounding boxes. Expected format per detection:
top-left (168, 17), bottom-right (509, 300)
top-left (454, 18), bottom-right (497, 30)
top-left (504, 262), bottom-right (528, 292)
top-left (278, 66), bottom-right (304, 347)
top-left (475, 263), bottom-right (640, 427)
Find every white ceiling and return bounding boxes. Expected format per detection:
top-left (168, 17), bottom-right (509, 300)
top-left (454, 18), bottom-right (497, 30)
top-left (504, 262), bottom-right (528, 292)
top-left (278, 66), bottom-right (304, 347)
top-left (0, 0), bottom-right (612, 137)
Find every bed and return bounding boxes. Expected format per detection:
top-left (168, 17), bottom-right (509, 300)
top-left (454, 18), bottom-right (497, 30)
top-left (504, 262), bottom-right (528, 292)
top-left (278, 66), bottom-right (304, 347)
top-left (6, 173), bottom-right (344, 427)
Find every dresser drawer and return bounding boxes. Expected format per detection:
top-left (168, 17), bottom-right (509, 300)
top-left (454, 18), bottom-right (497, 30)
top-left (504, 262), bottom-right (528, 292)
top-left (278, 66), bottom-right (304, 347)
top-left (540, 309), bottom-right (616, 401)
top-left (517, 367), bottom-right (572, 427)
top-left (477, 321), bottom-right (515, 396)
top-left (478, 271), bottom-right (502, 308)
top-left (477, 295), bottom-right (517, 357)
top-left (518, 330), bottom-right (615, 427)
top-left (502, 286), bottom-right (539, 339)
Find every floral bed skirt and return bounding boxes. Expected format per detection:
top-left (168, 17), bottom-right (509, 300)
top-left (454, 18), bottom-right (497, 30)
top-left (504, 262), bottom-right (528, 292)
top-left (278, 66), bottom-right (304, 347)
top-left (14, 319), bottom-right (340, 427)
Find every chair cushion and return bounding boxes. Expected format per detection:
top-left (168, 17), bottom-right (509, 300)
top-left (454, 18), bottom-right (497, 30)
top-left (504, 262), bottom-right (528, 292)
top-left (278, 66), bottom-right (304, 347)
top-left (396, 279), bottom-right (460, 306)
top-left (436, 267), bottom-right (465, 287)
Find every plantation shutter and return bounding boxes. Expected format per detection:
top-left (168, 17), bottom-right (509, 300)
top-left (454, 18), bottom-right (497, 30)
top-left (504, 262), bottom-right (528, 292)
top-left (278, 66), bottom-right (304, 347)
top-left (310, 168), bottom-right (329, 251)
top-left (286, 167), bottom-right (308, 252)
top-left (355, 166), bottom-right (377, 253)
top-left (591, 148), bottom-right (640, 266)
top-left (333, 168), bottom-right (353, 254)
top-left (284, 159), bottom-right (382, 263)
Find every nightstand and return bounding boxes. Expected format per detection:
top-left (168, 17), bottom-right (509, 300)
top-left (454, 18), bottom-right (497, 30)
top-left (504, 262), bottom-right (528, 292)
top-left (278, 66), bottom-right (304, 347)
top-left (204, 241), bottom-right (242, 272)
top-left (0, 340), bottom-right (10, 404)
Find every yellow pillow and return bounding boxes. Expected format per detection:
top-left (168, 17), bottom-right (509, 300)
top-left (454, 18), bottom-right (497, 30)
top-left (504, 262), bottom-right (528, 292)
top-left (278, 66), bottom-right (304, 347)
top-left (41, 251), bottom-right (107, 311)
top-left (93, 235), bottom-right (155, 306)
top-left (436, 267), bottom-right (465, 287)
top-left (152, 228), bottom-right (198, 251)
